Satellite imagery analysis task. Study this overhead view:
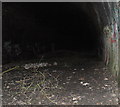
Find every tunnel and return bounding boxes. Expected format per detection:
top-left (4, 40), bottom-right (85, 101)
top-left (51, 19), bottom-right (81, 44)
top-left (2, 2), bottom-right (104, 62)
top-left (2, 2), bottom-right (120, 105)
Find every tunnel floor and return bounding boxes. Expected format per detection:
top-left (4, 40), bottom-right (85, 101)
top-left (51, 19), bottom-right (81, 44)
top-left (2, 50), bottom-right (118, 105)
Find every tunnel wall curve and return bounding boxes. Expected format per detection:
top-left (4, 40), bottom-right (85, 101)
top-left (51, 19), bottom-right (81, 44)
top-left (92, 2), bottom-right (120, 79)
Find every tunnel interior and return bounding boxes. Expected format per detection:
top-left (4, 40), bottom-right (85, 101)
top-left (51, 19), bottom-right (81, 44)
top-left (3, 2), bottom-right (103, 63)
top-left (2, 2), bottom-right (120, 105)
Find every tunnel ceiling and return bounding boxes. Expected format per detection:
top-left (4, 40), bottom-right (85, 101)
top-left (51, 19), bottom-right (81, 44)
top-left (3, 3), bottom-right (99, 43)
top-left (3, 3), bottom-right (98, 38)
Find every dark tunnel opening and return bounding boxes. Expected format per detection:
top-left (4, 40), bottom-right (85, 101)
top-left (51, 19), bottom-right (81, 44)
top-left (2, 2), bottom-right (119, 105)
top-left (2, 2), bottom-right (102, 64)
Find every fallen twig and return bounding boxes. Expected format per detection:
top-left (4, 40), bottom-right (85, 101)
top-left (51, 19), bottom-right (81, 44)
top-left (1, 66), bottom-right (19, 76)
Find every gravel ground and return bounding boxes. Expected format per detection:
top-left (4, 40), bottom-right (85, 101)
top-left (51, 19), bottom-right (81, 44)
top-left (2, 51), bottom-right (119, 105)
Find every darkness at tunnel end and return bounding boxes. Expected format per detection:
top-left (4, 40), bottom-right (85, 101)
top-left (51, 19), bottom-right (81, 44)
top-left (2, 2), bottom-right (103, 64)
